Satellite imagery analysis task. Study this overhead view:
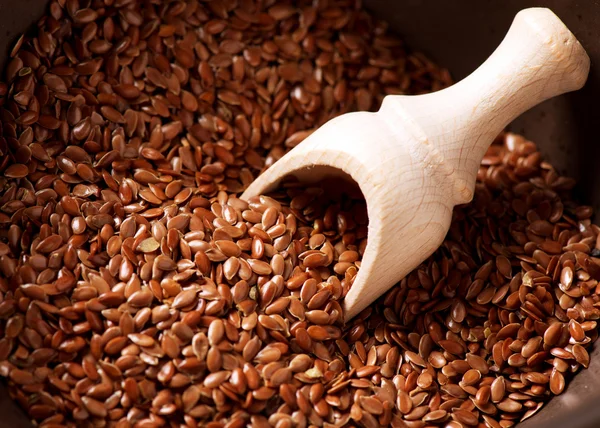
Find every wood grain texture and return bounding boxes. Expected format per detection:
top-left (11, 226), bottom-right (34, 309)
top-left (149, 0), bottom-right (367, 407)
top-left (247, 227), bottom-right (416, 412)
top-left (242, 8), bottom-right (590, 320)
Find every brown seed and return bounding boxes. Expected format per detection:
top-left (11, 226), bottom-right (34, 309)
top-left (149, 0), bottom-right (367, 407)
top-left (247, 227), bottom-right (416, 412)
top-left (491, 377), bottom-right (506, 403)
top-left (507, 353), bottom-right (527, 367)
top-left (128, 334), bottom-right (155, 347)
top-left (208, 320), bottom-right (225, 346)
top-left (204, 371), bottom-right (231, 389)
top-left (452, 409), bottom-right (478, 426)
top-left (572, 344), bottom-right (590, 368)
top-left (423, 409), bottom-right (447, 423)
top-left (497, 398), bottom-right (522, 413)
top-left (173, 289), bottom-right (197, 309)
top-left (128, 289), bottom-right (154, 307)
top-left (497, 323), bottom-right (520, 339)
top-left (550, 369), bottom-right (565, 394)
top-left (4, 164), bottom-right (29, 178)
top-left (247, 259), bottom-right (272, 275)
top-left (569, 319), bottom-right (586, 342)
top-left (405, 351), bottom-right (426, 367)
top-left (476, 385), bottom-right (491, 406)
top-left (550, 348), bottom-right (574, 360)
top-left (104, 336), bottom-right (128, 355)
top-left (466, 353), bottom-right (489, 374)
top-left (303, 252), bottom-right (329, 268)
top-left (561, 266), bottom-right (574, 288)
top-left (524, 372), bottom-right (549, 384)
top-left (215, 240), bottom-right (242, 257)
top-left (462, 369), bottom-right (482, 386)
top-left (496, 255), bottom-right (512, 277)
top-left (81, 397), bottom-right (107, 418)
top-left (521, 336), bottom-right (542, 358)
top-left (438, 340), bottom-right (464, 355)
top-left (9, 369), bottom-right (35, 385)
top-left (543, 322), bottom-right (562, 346)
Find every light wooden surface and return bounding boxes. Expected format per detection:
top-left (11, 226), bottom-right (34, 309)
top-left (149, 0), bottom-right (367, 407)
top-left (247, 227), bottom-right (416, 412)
top-left (242, 8), bottom-right (590, 321)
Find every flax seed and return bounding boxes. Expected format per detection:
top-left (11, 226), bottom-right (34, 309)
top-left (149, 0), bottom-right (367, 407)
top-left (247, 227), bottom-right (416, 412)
top-left (0, 1), bottom-right (595, 427)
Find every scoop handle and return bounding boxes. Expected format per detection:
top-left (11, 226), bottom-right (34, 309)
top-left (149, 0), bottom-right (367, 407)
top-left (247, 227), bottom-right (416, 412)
top-left (382, 7), bottom-right (589, 204)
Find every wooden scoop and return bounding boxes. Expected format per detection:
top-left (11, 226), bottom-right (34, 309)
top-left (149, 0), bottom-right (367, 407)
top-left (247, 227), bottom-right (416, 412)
top-left (242, 8), bottom-right (590, 321)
